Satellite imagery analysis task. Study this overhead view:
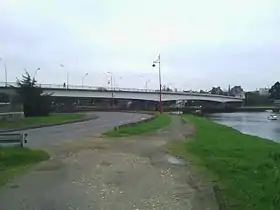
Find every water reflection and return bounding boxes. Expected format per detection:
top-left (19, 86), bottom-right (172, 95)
top-left (209, 112), bottom-right (280, 142)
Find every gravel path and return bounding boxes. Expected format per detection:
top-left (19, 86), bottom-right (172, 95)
top-left (0, 115), bottom-right (218, 210)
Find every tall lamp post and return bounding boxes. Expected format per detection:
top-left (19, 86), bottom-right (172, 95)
top-left (107, 72), bottom-right (114, 107)
top-left (116, 76), bottom-right (122, 88)
top-left (34, 67), bottom-right (41, 79)
top-left (0, 58), bottom-right (7, 87)
top-left (60, 64), bottom-right (68, 89)
top-left (152, 54), bottom-right (162, 113)
top-left (145, 79), bottom-right (150, 91)
top-left (140, 75), bottom-right (150, 91)
top-left (82, 73), bottom-right (88, 88)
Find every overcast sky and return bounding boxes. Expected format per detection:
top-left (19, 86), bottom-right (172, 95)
top-left (0, 0), bottom-right (280, 91)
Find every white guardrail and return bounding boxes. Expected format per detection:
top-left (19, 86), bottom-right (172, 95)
top-left (0, 82), bottom-right (244, 99)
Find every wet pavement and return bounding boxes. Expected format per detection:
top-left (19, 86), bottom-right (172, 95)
top-left (22, 112), bottom-right (151, 148)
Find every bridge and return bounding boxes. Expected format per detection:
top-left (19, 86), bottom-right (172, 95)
top-left (0, 83), bottom-right (243, 103)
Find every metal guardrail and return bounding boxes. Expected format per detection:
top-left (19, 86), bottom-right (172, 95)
top-left (0, 82), bottom-right (244, 99)
top-left (0, 133), bottom-right (27, 147)
top-left (0, 111), bottom-right (24, 116)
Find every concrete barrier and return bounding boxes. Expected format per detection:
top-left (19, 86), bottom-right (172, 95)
top-left (113, 114), bottom-right (156, 131)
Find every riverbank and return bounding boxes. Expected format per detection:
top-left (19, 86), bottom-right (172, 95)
top-left (0, 146), bottom-right (49, 186)
top-left (168, 115), bottom-right (280, 210)
top-left (104, 113), bottom-right (171, 137)
top-left (237, 106), bottom-right (279, 112)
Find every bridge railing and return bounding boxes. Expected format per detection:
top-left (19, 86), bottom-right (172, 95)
top-left (0, 82), bottom-right (244, 99)
top-left (0, 82), bottom-right (158, 93)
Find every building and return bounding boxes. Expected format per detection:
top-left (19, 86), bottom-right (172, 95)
top-left (259, 88), bottom-right (269, 96)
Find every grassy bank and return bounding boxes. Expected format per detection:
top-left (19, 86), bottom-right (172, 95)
top-left (0, 146), bottom-right (49, 185)
top-left (104, 113), bottom-right (171, 137)
top-left (168, 115), bottom-right (280, 210)
top-left (0, 113), bottom-right (86, 128)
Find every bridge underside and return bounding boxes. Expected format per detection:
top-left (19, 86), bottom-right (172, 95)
top-left (50, 96), bottom-right (242, 112)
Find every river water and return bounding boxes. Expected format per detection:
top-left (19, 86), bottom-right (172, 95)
top-left (209, 112), bottom-right (280, 143)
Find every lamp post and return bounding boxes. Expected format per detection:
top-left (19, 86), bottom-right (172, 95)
top-left (140, 75), bottom-right (150, 91)
top-left (60, 64), bottom-right (69, 89)
top-left (0, 58), bottom-right (7, 86)
top-left (34, 67), bottom-right (41, 79)
top-left (116, 76), bottom-right (122, 88)
top-left (152, 54), bottom-right (162, 113)
top-left (106, 72), bottom-right (113, 89)
top-left (145, 79), bottom-right (150, 91)
top-left (82, 72), bottom-right (88, 88)
top-left (107, 72), bottom-right (114, 107)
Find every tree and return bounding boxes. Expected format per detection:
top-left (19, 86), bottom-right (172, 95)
top-left (210, 87), bottom-right (224, 95)
top-left (15, 71), bottom-right (52, 117)
top-left (229, 86), bottom-right (244, 97)
top-left (162, 85), bottom-right (172, 92)
top-left (245, 91), bottom-right (272, 106)
top-left (269, 82), bottom-right (280, 99)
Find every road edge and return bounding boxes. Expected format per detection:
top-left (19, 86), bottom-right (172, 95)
top-left (0, 115), bottom-right (99, 133)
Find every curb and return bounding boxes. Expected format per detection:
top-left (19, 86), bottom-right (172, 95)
top-left (0, 116), bottom-right (99, 133)
top-left (114, 114), bottom-right (156, 130)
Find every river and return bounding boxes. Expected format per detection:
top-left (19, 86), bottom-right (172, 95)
top-left (209, 112), bottom-right (280, 143)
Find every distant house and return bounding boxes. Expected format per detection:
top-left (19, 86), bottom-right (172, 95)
top-left (259, 88), bottom-right (269, 96)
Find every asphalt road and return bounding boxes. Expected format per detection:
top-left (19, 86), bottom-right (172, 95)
top-left (23, 112), bottom-right (151, 148)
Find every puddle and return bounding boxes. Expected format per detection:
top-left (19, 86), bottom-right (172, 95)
top-left (8, 183), bottom-right (19, 189)
top-left (157, 128), bottom-right (169, 134)
top-left (165, 154), bottom-right (185, 165)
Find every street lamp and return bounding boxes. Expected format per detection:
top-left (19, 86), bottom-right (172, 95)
top-left (60, 64), bottom-right (69, 89)
top-left (34, 67), bottom-right (41, 79)
top-left (106, 71), bottom-right (113, 90)
top-left (145, 79), bottom-right (150, 91)
top-left (152, 54), bottom-right (162, 113)
top-left (140, 75), bottom-right (150, 91)
top-left (82, 73), bottom-right (88, 88)
top-left (0, 57), bottom-right (7, 86)
top-left (116, 76), bottom-right (122, 88)
top-left (106, 71), bottom-right (115, 107)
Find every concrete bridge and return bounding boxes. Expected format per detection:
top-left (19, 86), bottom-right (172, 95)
top-left (0, 83), bottom-right (243, 103)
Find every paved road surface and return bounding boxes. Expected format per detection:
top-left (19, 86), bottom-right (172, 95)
top-left (23, 112), bottom-right (150, 148)
top-left (0, 116), bottom-right (218, 210)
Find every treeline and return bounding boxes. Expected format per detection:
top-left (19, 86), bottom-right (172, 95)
top-left (244, 92), bottom-right (273, 106)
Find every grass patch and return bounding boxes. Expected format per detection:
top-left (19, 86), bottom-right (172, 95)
top-left (0, 113), bottom-right (86, 128)
top-left (104, 113), bottom-right (171, 137)
top-left (171, 115), bottom-right (280, 210)
top-left (0, 146), bottom-right (49, 186)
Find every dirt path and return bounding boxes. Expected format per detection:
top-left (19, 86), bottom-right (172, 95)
top-left (0, 115), bottom-right (218, 210)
